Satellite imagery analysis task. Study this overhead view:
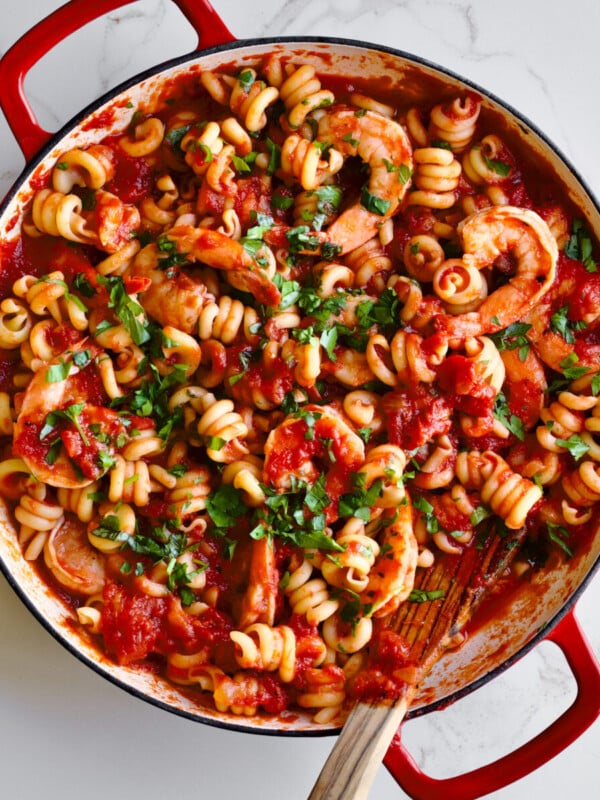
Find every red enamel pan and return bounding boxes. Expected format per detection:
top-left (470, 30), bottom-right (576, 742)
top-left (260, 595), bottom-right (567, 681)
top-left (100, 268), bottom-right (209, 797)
top-left (0, 2), bottom-right (598, 798)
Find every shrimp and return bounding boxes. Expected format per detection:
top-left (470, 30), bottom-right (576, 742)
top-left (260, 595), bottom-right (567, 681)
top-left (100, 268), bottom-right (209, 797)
top-left (435, 206), bottom-right (558, 340)
top-left (44, 515), bottom-right (106, 595)
top-left (314, 107), bottom-right (413, 254)
top-left (319, 347), bottom-right (376, 388)
top-left (500, 346), bottom-right (547, 430)
top-left (523, 256), bottom-right (600, 371)
top-left (161, 224), bottom-right (281, 307)
top-left (238, 537), bottom-right (279, 628)
top-left (129, 243), bottom-right (215, 334)
top-left (363, 495), bottom-right (418, 617)
top-left (13, 343), bottom-right (139, 488)
top-left (263, 403), bottom-right (365, 521)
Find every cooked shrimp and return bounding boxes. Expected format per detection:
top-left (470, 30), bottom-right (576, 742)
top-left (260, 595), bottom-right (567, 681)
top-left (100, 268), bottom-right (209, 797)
top-left (44, 515), bottom-right (106, 595)
top-left (239, 537), bottom-right (279, 628)
top-left (129, 243), bottom-right (214, 334)
top-left (364, 495), bottom-right (418, 617)
top-left (435, 206), bottom-right (558, 339)
top-left (319, 347), bottom-right (376, 388)
top-left (315, 107), bottom-right (413, 254)
top-left (87, 189), bottom-right (141, 253)
top-left (263, 403), bottom-right (365, 520)
top-left (162, 224), bottom-right (281, 307)
top-left (500, 346), bottom-right (547, 430)
top-left (524, 259), bottom-right (600, 371)
top-left (13, 343), bottom-right (137, 488)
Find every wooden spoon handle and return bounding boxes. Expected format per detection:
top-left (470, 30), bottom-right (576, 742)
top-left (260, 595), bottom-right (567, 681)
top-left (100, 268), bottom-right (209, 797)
top-left (307, 697), bottom-right (410, 800)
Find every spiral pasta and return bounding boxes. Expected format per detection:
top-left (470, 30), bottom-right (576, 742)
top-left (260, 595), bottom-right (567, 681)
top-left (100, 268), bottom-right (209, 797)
top-left (279, 64), bottom-right (335, 129)
top-left (280, 134), bottom-right (343, 191)
top-left (428, 94), bottom-right (482, 152)
top-left (230, 623), bottom-right (296, 682)
top-left (456, 450), bottom-right (543, 529)
top-left (408, 146), bottom-right (462, 209)
top-left (285, 559), bottom-right (340, 625)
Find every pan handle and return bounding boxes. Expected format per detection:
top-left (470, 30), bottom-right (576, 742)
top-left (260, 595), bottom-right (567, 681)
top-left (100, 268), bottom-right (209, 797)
top-left (383, 608), bottom-right (600, 800)
top-left (0, 0), bottom-right (235, 161)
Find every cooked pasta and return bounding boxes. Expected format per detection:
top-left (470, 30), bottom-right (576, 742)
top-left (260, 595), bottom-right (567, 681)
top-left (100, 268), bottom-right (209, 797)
top-left (0, 54), bottom-right (597, 726)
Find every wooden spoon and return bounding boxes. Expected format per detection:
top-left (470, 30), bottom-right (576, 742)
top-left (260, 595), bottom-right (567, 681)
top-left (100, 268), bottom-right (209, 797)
top-left (308, 524), bottom-right (527, 800)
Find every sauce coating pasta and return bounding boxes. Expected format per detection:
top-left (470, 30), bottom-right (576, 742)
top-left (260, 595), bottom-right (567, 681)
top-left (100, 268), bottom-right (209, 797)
top-left (0, 57), bottom-right (598, 722)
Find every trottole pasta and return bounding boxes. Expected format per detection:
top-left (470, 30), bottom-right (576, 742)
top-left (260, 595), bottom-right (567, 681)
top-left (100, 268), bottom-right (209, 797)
top-left (0, 55), bottom-right (598, 723)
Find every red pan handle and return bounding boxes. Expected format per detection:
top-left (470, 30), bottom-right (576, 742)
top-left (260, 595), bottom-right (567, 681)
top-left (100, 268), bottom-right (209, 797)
top-left (383, 607), bottom-right (600, 799)
top-left (0, 0), bottom-right (235, 161)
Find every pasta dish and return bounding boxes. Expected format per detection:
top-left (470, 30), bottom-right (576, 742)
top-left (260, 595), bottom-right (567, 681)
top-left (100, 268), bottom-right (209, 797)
top-left (0, 55), bottom-right (598, 723)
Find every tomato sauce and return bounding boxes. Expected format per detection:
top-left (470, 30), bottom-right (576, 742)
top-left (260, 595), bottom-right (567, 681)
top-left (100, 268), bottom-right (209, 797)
top-left (0, 351), bottom-right (20, 394)
top-left (0, 235), bottom-right (89, 297)
top-left (348, 628), bottom-right (416, 703)
top-left (385, 385), bottom-right (453, 451)
top-left (103, 136), bottom-right (156, 203)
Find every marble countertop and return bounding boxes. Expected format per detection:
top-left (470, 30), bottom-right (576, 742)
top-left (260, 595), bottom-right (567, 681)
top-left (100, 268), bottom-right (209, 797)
top-left (0, 2), bottom-right (598, 799)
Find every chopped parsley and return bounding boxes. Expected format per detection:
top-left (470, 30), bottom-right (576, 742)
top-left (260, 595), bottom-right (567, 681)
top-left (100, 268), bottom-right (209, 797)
top-left (488, 320), bottom-right (532, 361)
top-left (97, 274), bottom-right (151, 346)
top-left (232, 151), bottom-right (258, 174)
top-left (264, 137), bottom-right (281, 176)
top-left (408, 589), bottom-right (445, 603)
top-left (237, 69), bottom-right (255, 92)
top-left (40, 403), bottom-right (88, 446)
top-left (355, 287), bottom-right (400, 330)
top-left (91, 516), bottom-right (193, 571)
top-left (32, 276), bottom-right (87, 314)
top-left (206, 484), bottom-right (248, 529)
top-left (470, 505), bottom-right (490, 526)
top-left (546, 522), bottom-right (573, 558)
top-left (285, 225), bottom-right (321, 253)
top-left (553, 433), bottom-right (590, 461)
top-left (155, 234), bottom-right (190, 275)
top-left (301, 185), bottom-right (343, 231)
top-left (113, 362), bottom-right (188, 440)
top-left (249, 475), bottom-right (344, 552)
top-left (338, 473), bottom-right (383, 523)
top-left (550, 305), bottom-right (587, 344)
top-left (164, 123), bottom-right (192, 151)
top-left (483, 154), bottom-right (511, 177)
top-left (72, 349), bottom-right (92, 369)
top-left (565, 219), bottom-right (598, 273)
top-left (45, 359), bottom-right (72, 383)
top-left (548, 353), bottom-right (592, 393)
top-left (72, 273), bottom-right (97, 298)
top-left (412, 495), bottom-right (439, 534)
top-left (360, 186), bottom-right (391, 216)
top-left (493, 392), bottom-right (525, 440)
top-left (383, 159), bottom-right (412, 184)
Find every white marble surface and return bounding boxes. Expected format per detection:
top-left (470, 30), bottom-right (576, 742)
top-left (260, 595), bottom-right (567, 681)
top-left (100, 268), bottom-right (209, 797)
top-left (0, 1), bottom-right (599, 798)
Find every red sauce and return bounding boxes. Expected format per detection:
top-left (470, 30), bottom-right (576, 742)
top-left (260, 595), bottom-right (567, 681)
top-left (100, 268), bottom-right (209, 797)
top-left (46, 323), bottom-right (86, 354)
top-left (103, 137), bottom-right (155, 203)
top-left (384, 384), bottom-right (453, 451)
top-left (0, 351), bottom-right (20, 394)
top-left (101, 582), bottom-right (169, 664)
top-left (0, 236), bottom-right (83, 297)
top-left (436, 355), bottom-right (496, 418)
top-left (228, 347), bottom-right (295, 408)
top-left (101, 582), bottom-right (233, 665)
top-left (349, 628), bottom-right (416, 703)
top-left (81, 107), bottom-right (119, 132)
